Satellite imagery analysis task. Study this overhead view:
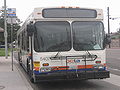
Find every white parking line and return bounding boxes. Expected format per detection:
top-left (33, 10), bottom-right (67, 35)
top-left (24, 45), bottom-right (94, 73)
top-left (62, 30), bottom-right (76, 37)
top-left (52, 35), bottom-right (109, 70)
top-left (103, 74), bottom-right (120, 87)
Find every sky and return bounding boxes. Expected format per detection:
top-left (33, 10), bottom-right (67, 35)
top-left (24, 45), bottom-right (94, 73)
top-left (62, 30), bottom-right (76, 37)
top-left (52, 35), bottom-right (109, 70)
top-left (0, 0), bottom-right (120, 32)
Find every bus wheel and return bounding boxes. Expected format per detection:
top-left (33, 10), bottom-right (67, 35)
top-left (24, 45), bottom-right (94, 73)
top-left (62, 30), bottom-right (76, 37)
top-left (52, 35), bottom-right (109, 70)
top-left (30, 77), bottom-right (35, 83)
top-left (18, 52), bottom-right (22, 66)
top-left (27, 59), bottom-right (30, 74)
top-left (27, 59), bottom-right (36, 83)
top-left (29, 73), bottom-right (36, 83)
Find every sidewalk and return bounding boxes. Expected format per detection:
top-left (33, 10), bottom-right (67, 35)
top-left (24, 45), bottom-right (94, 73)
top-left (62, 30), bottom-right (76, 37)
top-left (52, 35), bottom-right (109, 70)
top-left (0, 56), bottom-right (33, 90)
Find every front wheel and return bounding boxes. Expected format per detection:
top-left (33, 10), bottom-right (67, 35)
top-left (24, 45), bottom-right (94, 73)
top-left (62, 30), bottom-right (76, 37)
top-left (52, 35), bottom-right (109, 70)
top-left (27, 59), bottom-right (30, 74)
top-left (18, 52), bottom-right (22, 66)
top-left (30, 73), bottom-right (36, 83)
top-left (27, 59), bottom-right (36, 83)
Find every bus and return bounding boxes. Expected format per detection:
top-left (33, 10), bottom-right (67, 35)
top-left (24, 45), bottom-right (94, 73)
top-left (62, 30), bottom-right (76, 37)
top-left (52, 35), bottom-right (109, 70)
top-left (17, 7), bottom-right (110, 83)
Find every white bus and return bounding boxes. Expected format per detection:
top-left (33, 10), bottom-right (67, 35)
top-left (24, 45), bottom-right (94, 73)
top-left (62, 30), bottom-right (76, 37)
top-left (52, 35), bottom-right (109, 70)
top-left (17, 7), bottom-right (110, 83)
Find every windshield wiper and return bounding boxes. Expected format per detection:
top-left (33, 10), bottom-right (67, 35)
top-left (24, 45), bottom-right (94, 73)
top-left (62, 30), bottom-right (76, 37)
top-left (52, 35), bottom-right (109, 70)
top-left (86, 51), bottom-right (94, 60)
top-left (82, 51), bottom-right (97, 61)
top-left (50, 52), bottom-right (61, 60)
top-left (54, 52), bottom-right (60, 58)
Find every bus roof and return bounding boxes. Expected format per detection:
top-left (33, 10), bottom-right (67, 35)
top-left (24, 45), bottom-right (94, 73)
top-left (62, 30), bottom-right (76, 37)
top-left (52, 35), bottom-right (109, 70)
top-left (28, 7), bottom-right (103, 21)
top-left (17, 7), bottom-right (103, 35)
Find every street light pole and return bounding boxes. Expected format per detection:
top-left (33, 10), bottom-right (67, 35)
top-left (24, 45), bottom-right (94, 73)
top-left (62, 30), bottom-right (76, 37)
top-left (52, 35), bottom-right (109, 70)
top-left (107, 7), bottom-right (110, 34)
top-left (107, 7), bottom-right (111, 48)
top-left (10, 18), bottom-right (14, 71)
top-left (4, 0), bottom-right (8, 59)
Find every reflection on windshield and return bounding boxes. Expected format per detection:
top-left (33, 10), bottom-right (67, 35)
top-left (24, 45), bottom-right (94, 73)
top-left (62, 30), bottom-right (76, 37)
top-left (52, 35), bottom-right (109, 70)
top-left (34, 21), bottom-right (104, 52)
top-left (72, 21), bottom-right (104, 51)
top-left (34, 21), bottom-right (71, 52)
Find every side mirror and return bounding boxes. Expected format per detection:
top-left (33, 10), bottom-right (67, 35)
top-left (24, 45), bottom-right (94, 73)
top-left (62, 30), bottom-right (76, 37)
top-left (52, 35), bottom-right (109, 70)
top-left (27, 48), bottom-right (29, 52)
top-left (27, 22), bottom-right (35, 36)
top-left (103, 34), bottom-right (111, 49)
top-left (105, 34), bottom-right (111, 44)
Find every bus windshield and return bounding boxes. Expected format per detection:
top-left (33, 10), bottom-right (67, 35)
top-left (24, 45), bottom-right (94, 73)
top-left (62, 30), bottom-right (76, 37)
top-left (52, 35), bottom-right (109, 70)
top-left (34, 21), bottom-right (71, 52)
top-left (34, 21), bottom-right (104, 52)
top-left (72, 21), bottom-right (104, 51)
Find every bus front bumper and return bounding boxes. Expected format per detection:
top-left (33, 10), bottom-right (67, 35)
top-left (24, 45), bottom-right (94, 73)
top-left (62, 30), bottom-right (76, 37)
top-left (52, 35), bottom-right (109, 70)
top-left (34, 70), bottom-right (110, 82)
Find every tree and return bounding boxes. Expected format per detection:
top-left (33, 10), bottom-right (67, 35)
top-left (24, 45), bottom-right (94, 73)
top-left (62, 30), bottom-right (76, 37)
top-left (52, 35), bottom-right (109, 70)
top-left (0, 17), bottom-right (21, 44)
top-left (0, 7), bottom-right (21, 44)
top-left (0, 18), bottom-right (5, 44)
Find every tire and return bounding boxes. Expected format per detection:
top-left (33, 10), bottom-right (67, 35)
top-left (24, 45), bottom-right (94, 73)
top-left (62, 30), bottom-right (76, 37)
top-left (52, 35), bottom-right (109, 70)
top-left (30, 72), bottom-right (36, 83)
top-left (27, 59), bottom-right (36, 83)
top-left (27, 59), bottom-right (30, 74)
top-left (18, 52), bottom-right (22, 66)
top-left (30, 77), bottom-right (35, 83)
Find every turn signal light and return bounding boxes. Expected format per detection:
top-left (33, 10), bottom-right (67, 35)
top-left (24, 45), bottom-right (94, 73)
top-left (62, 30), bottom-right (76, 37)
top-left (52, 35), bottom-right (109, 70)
top-left (68, 7), bottom-right (72, 8)
top-left (76, 7), bottom-right (80, 8)
top-left (61, 6), bottom-right (65, 8)
top-left (43, 63), bottom-right (49, 66)
top-left (33, 61), bottom-right (40, 67)
top-left (37, 12), bottom-right (41, 15)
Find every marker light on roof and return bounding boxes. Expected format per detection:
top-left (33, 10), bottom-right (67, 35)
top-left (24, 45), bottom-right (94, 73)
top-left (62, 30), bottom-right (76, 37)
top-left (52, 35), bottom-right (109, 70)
top-left (37, 13), bottom-right (41, 15)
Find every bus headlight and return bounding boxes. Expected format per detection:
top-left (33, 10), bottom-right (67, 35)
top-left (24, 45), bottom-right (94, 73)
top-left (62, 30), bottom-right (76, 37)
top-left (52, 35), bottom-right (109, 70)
top-left (94, 65), bottom-right (104, 69)
top-left (98, 66), bottom-right (104, 69)
top-left (40, 67), bottom-right (51, 72)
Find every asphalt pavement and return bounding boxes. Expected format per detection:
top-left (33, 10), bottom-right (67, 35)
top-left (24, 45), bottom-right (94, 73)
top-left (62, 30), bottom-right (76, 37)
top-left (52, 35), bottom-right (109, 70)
top-left (0, 48), bottom-right (120, 90)
top-left (0, 56), bottom-right (33, 90)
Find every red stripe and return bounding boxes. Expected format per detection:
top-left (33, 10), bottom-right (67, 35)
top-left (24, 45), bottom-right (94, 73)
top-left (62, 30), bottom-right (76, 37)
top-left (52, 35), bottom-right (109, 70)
top-left (77, 65), bottom-right (93, 69)
top-left (51, 63), bottom-right (106, 71)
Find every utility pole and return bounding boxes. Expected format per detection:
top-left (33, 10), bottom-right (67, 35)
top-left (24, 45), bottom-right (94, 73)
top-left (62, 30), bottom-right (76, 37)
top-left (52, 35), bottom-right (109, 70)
top-left (107, 7), bottom-right (111, 48)
top-left (11, 18), bottom-right (13, 71)
top-left (7, 8), bottom-right (17, 71)
top-left (4, 0), bottom-right (8, 59)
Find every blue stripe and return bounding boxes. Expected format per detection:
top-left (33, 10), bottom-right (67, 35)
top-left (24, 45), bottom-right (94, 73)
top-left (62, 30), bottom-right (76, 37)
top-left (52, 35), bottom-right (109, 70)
top-left (34, 71), bottom-right (40, 74)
